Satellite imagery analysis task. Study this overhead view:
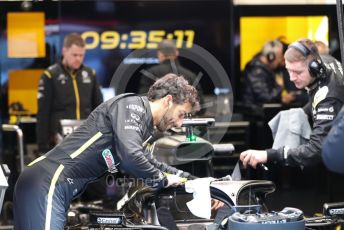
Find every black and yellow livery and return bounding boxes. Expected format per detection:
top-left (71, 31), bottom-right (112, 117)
top-left (14, 94), bottom-right (173, 229)
top-left (267, 55), bottom-right (344, 167)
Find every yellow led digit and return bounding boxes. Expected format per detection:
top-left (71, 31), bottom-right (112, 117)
top-left (100, 31), bottom-right (120, 49)
top-left (173, 30), bottom-right (184, 48)
top-left (128, 31), bottom-right (146, 49)
top-left (81, 31), bottom-right (99, 49)
top-left (146, 30), bottom-right (166, 49)
top-left (184, 30), bottom-right (195, 48)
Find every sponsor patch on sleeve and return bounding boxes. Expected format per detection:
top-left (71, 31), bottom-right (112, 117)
top-left (123, 104), bottom-right (144, 132)
top-left (312, 86), bottom-right (329, 109)
top-left (37, 92), bottom-right (43, 99)
top-left (126, 104), bottom-right (145, 114)
top-left (317, 106), bottom-right (334, 113)
top-left (316, 114), bottom-right (335, 120)
top-left (124, 125), bottom-right (140, 131)
top-left (315, 105), bottom-right (336, 121)
top-left (102, 149), bottom-right (119, 173)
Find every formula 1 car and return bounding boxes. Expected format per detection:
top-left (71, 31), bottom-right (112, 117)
top-left (64, 118), bottom-right (344, 230)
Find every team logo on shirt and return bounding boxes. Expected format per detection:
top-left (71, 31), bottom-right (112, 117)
top-left (126, 104), bottom-right (145, 113)
top-left (317, 106), bottom-right (334, 113)
top-left (102, 149), bottom-right (119, 173)
top-left (82, 71), bottom-right (91, 83)
top-left (316, 114), bottom-right (334, 120)
top-left (58, 74), bottom-right (67, 84)
top-left (67, 178), bottom-right (74, 185)
top-left (37, 92), bottom-right (43, 99)
top-left (312, 86), bottom-right (328, 109)
top-left (130, 113), bottom-right (140, 121)
top-left (315, 105), bottom-right (335, 121)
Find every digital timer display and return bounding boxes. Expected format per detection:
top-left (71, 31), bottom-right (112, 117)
top-left (81, 30), bottom-right (195, 50)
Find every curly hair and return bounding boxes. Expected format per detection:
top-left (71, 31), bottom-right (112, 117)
top-left (147, 73), bottom-right (200, 112)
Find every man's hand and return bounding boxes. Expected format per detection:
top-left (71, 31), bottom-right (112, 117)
top-left (282, 91), bottom-right (296, 105)
top-left (240, 150), bottom-right (267, 168)
top-left (275, 73), bottom-right (284, 87)
top-left (165, 174), bottom-right (184, 187)
top-left (211, 199), bottom-right (224, 210)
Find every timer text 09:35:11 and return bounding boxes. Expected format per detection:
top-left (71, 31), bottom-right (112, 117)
top-left (81, 30), bottom-right (195, 50)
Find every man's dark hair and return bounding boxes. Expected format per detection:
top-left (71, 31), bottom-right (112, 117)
top-left (63, 33), bottom-right (85, 48)
top-left (147, 73), bottom-right (200, 112)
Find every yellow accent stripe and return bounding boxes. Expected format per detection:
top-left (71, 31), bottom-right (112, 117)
top-left (71, 74), bottom-right (80, 120)
top-left (28, 155), bottom-right (46, 166)
top-left (44, 71), bottom-right (52, 79)
top-left (70, 132), bottom-right (103, 159)
top-left (45, 164), bottom-right (64, 230)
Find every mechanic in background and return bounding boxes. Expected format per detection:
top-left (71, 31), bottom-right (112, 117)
top-left (36, 32), bottom-right (103, 153)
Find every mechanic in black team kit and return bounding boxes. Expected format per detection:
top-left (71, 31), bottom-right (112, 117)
top-left (240, 38), bottom-right (344, 168)
top-left (13, 74), bottom-right (200, 230)
top-left (36, 32), bottom-right (103, 153)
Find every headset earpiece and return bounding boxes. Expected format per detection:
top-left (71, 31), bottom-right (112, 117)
top-left (266, 52), bottom-right (276, 63)
top-left (309, 58), bottom-right (325, 78)
top-left (263, 40), bottom-right (282, 63)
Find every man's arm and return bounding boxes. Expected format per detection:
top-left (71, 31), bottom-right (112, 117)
top-left (36, 72), bottom-right (53, 153)
top-left (241, 98), bottom-right (343, 168)
top-left (322, 106), bottom-right (344, 173)
top-left (110, 97), bottom-right (168, 190)
top-left (267, 98), bottom-right (343, 167)
top-left (144, 147), bottom-right (194, 179)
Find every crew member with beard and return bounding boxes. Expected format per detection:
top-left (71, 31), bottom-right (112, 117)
top-left (14, 74), bottom-right (200, 230)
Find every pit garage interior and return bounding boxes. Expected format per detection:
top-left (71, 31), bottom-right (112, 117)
top-left (0, 0), bottom-right (344, 229)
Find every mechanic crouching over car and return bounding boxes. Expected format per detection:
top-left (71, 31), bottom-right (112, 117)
top-left (13, 74), bottom-right (200, 230)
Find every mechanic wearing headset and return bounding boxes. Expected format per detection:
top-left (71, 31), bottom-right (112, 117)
top-left (241, 39), bottom-right (295, 106)
top-left (14, 74), bottom-right (199, 230)
top-left (240, 38), bottom-right (344, 168)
